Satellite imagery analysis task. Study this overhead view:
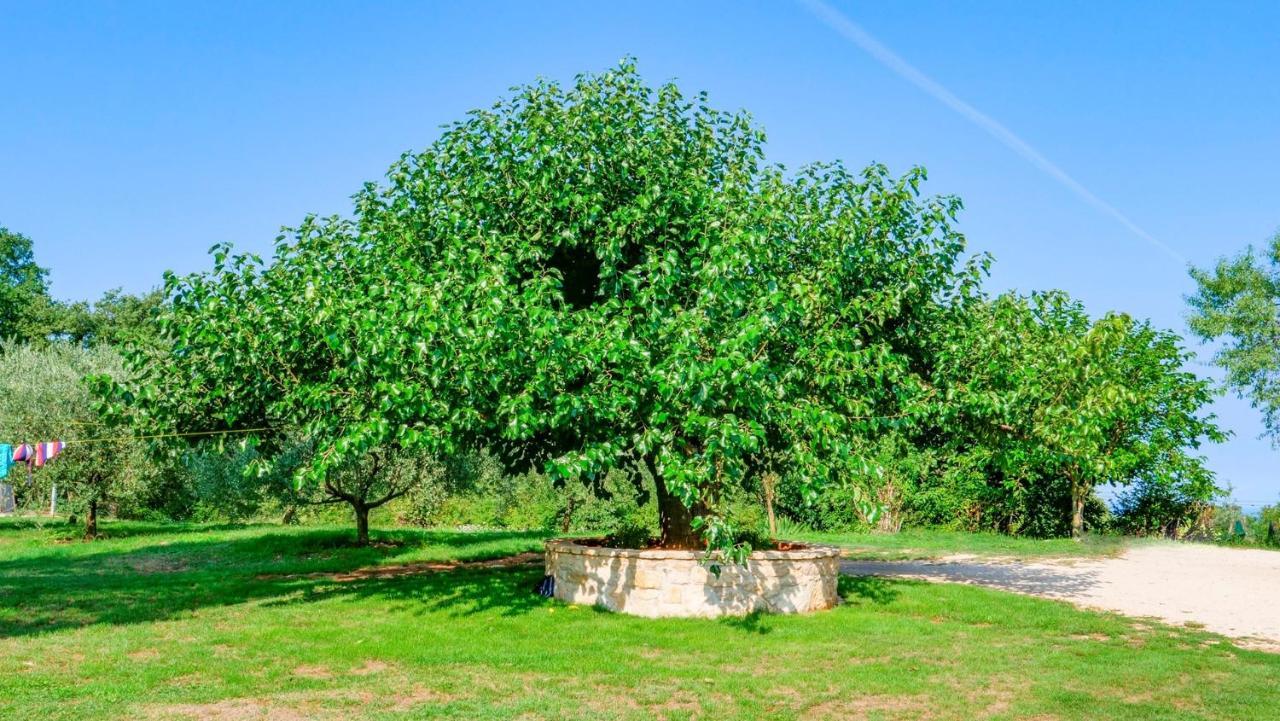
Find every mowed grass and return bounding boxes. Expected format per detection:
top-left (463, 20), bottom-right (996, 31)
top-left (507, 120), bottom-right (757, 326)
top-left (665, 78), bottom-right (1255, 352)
top-left (1, 518), bottom-right (1276, 720)
top-left (802, 527), bottom-right (1132, 561)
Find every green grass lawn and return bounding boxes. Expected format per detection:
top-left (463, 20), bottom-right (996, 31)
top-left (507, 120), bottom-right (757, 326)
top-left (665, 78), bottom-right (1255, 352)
top-left (1, 517), bottom-right (1276, 720)
top-left (802, 527), bottom-right (1132, 561)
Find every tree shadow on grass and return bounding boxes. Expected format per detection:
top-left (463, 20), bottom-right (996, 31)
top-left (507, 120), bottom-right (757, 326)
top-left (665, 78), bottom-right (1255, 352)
top-left (1, 516), bottom-right (256, 533)
top-left (0, 525), bottom-right (552, 638)
top-left (0, 517), bottom-right (67, 534)
top-left (263, 563), bottom-right (550, 620)
top-left (839, 575), bottom-right (904, 605)
top-left (88, 521), bottom-right (275, 541)
top-left (718, 610), bottom-right (773, 635)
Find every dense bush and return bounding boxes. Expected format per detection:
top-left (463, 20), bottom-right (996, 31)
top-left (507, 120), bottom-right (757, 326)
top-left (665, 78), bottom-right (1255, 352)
top-left (392, 453), bottom-right (656, 536)
top-left (1203, 502), bottom-right (1280, 547)
top-left (1111, 477), bottom-right (1216, 539)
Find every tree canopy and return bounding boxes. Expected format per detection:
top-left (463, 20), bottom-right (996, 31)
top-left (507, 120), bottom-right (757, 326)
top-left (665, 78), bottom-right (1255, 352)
top-left (933, 292), bottom-right (1223, 537)
top-left (0, 224), bottom-right (163, 347)
top-left (109, 61), bottom-right (1224, 550)
top-left (114, 62), bottom-right (986, 554)
top-left (0, 226), bottom-right (51, 340)
top-left (50, 288), bottom-right (166, 349)
top-left (1188, 231), bottom-right (1280, 442)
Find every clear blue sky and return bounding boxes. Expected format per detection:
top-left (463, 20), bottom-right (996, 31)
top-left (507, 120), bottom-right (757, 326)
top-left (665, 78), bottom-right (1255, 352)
top-left (2, 1), bottom-right (1277, 508)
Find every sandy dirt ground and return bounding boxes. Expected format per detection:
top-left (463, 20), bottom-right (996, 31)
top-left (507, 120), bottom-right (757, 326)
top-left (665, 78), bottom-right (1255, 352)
top-left (841, 543), bottom-right (1280, 650)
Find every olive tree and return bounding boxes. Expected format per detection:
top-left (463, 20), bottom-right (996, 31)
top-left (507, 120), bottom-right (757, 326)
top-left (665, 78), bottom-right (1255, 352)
top-left (111, 62), bottom-right (983, 555)
top-left (0, 341), bottom-right (145, 536)
top-left (289, 446), bottom-right (441, 544)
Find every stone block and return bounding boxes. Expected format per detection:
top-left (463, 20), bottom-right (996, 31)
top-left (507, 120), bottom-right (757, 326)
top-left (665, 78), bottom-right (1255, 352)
top-left (634, 566), bottom-right (665, 589)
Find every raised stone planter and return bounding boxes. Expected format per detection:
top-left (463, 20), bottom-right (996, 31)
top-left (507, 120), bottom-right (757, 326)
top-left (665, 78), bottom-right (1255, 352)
top-left (543, 538), bottom-right (841, 618)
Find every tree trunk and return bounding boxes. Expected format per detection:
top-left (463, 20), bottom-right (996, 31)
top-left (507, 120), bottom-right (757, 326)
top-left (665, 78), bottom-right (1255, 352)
top-left (354, 503), bottom-right (370, 545)
top-left (647, 457), bottom-right (702, 549)
top-left (85, 499), bottom-right (98, 540)
top-left (561, 495), bottom-right (576, 534)
top-left (656, 482), bottom-right (700, 548)
top-left (1070, 479), bottom-right (1085, 541)
top-left (762, 472), bottom-right (778, 539)
top-left (876, 482), bottom-right (902, 534)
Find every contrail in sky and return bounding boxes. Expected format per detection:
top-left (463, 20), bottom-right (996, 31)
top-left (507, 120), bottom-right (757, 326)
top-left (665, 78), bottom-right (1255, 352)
top-left (798, 0), bottom-right (1187, 265)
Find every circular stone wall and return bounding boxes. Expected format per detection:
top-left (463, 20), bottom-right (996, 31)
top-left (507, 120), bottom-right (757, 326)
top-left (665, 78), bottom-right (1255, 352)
top-left (543, 539), bottom-right (841, 618)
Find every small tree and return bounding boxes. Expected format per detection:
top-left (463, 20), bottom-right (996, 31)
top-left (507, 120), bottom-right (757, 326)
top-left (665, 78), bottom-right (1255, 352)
top-left (291, 447), bottom-right (440, 544)
top-left (113, 62), bottom-right (983, 556)
top-left (937, 292), bottom-right (1224, 538)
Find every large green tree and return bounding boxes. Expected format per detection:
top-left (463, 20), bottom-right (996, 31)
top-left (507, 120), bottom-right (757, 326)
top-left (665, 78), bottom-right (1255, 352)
top-left (1188, 231), bottom-right (1280, 441)
top-left (113, 62), bottom-right (983, 554)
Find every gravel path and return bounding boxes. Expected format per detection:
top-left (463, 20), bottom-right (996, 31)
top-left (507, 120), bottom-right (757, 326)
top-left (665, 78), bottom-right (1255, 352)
top-left (841, 543), bottom-right (1280, 649)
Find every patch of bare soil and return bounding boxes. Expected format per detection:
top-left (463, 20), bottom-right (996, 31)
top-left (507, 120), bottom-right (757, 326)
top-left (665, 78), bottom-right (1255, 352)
top-left (948, 676), bottom-right (1016, 719)
top-left (127, 556), bottom-right (189, 574)
top-left (803, 693), bottom-right (934, 721)
top-left (291, 664), bottom-right (333, 680)
top-left (348, 660), bottom-right (391, 676)
top-left (143, 688), bottom-right (414, 721)
top-left (167, 673), bottom-right (210, 689)
top-left (143, 699), bottom-right (315, 721)
top-left (255, 551), bottom-right (543, 583)
top-left (1066, 633), bottom-right (1111, 642)
top-left (389, 685), bottom-right (456, 711)
top-left (645, 689), bottom-right (707, 719)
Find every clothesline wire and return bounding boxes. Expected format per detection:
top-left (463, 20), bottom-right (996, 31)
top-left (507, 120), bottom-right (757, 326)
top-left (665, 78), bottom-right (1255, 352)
top-left (9, 427), bottom-right (275, 447)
